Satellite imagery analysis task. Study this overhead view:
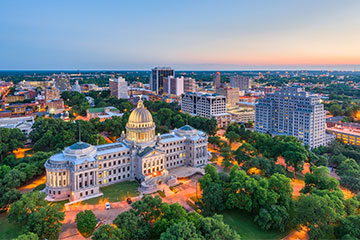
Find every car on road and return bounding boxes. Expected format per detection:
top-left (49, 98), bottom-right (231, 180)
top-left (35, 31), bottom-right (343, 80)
top-left (105, 202), bottom-right (110, 210)
top-left (126, 198), bottom-right (132, 204)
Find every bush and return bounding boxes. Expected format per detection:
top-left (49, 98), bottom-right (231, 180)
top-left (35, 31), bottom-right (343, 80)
top-left (157, 190), bottom-right (166, 198)
top-left (75, 210), bottom-right (97, 238)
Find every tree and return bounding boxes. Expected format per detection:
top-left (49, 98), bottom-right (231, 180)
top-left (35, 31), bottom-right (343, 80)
top-left (233, 143), bottom-right (257, 165)
top-left (282, 141), bottom-right (307, 177)
top-left (92, 224), bottom-right (122, 240)
top-left (0, 128), bottom-right (26, 161)
top-left (131, 195), bottom-right (163, 223)
top-left (220, 145), bottom-right (232, 169)
top-left (159, 220), bottom-right (202, 240)
top-left (295, 194), bottom-right (338, 239)
top-left (16, 232), bottom-right (39, 240)
top-left (76, 210), bottom-right (97, 238)
top-left (225, 131), bottom-right (240, 148)
top-left (113, 210), bottom-right (149, 240)
top-left (152, 203), bottom-right (188, 238)
top-left (301, 167), bottom-right (339, 194)
top-left (8, 192), bottom-right (64, 240)
top-left (197, 214), bottom-right (241, 240)
top-left (335, 215), bottom-right (360, 240)
top-left (336, 158), bottom-right (360, 193)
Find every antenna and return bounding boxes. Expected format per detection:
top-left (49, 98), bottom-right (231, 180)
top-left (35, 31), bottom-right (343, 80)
top-left (78, 121), bottom-right (81, 142)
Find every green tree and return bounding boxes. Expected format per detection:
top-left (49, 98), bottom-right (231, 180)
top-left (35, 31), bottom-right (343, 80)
top-left (295, 194), bottom-right (338, 239)
top-left (113, 210), bottom-right (149, 240)
top-left (92, 224), bottom-right (122, 240)
top-left (301, 167), bottom-right (339, 194)
top-left (76, 210), bottom-right (97, 238)
top-left (0, 128), bottom-right (26, 161)
top-left (225, 131), bottom-right (240, 148)
top-left (335, 215), bottom-right (360, 240)
top-left (9, 192), bottom-right (64, 240)
top-left (159, 220), bottom-right (202, 240)
top-left (131, 195), bottom-right (163, 223)
top-left (15, 232), bottom-right (39, 240)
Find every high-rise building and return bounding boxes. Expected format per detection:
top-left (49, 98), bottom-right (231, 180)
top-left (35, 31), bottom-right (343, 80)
top-left (181, 92), bottom-right (231, 128)
top-left (109, 77), bottom-right (128, 99)
top-left (163, 76), bottom-right (184, 96)
top-left (216, 87), bottom-right (240, 106)
top-left (255, 87), bottom-right (326, 148)
top-left (183, 77), bottom-right (196, 93)
top-left (45, 86), bottom-right (60, 102)
top-left (230, 75), bottom-right (251, 90)
top-left (150, 67), bottom-right (175, 94)
top-left (213, 72), bottom-right (221, 89)
top-left (55, 76), bottom-right (71, 92)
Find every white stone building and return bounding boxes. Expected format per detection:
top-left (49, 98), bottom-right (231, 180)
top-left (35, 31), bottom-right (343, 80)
top-left (181, 92), bottom-right (231, 128)
top-left (255, 86), bottom-right (326, 148)
top-left (109, 77), bottom-right (128, 99)
top-left (44, 98), bottom-right (209, 202)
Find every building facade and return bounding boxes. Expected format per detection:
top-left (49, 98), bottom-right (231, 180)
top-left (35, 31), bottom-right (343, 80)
top-left (230, 76), bottom-right (251, 91)
top-left (255, 87), bottom-right (326, 148)
top-left (55, 76), bottom-right (71, 92)
top-left (213, 72), bottom-right (221, 89)
top-left (181, 92), bottom-right (231, 128)
top-left (216, 87), bottom-right (240, 106)
top-left (109, 77), bottom-right (128, 99)
top-left (163, 76), bottom-right (184, 96)
top-left (183, 77), bottom-right (196, 93)
top-left (44, 98), bottom-right (209, 202)
top-left (150, 67), bottom-right (175, 95)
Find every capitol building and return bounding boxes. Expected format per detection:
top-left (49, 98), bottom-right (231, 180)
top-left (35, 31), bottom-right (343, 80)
top-left (44, 99), bottom-right (209, 202)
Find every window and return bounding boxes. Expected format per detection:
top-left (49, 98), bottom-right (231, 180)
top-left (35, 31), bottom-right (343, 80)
top-left (80, 193), bottom-right (83, 197)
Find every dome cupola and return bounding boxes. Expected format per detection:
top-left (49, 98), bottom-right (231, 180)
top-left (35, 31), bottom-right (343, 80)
top-left (126, 96), bottom-right (156, 144)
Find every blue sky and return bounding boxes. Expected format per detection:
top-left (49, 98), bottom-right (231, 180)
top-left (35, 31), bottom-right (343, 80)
top-left (1, 0), bottom-right (360, 70)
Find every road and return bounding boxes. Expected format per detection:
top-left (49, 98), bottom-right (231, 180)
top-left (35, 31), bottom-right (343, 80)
top-left (59, 175), bottom-right (200, 239)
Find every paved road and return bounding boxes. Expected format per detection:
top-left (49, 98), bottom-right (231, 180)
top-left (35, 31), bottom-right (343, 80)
top-left (59, 177), bottom-right (200, 239)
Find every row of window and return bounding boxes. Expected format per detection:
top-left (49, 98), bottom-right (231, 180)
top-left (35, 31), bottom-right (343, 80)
top-left (99, 151), bottom-right (130, 160)
top-left (99, 158), bottom-right (130, 169)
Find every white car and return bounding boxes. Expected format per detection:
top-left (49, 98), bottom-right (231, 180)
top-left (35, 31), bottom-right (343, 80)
top-left (105, 202), bottom-right (110, 210)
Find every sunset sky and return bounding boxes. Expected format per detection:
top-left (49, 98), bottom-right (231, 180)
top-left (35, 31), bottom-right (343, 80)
top-left (1, 0), bottom-right (360, 70)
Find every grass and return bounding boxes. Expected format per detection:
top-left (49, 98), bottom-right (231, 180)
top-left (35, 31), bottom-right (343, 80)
top-left (222, 209), bottom-right (290, 240)
top-left (0, 214), bottom-right (22, 239)
top-left (83, 181), bottom-right (139, 205)
top-left (32, 183), bottom-right (45, 192)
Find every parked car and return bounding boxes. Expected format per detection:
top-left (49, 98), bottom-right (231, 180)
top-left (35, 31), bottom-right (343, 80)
top-left (105, 202), bottom-right (110, 210)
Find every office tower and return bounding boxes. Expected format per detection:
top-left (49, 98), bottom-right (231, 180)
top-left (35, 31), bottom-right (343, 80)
top-left (255, 87), bottom-right (326, 148)
top-left (183, 77), bottom-right (196, 93)
top-left (163, 76), bottom-right (184, 96)
top-left (150, 67), bottom-right (175, 94)
top-left (181, 92), bottom-right (231, 128)
top-left (45, 86), bottom-right (60, 102)
top-left (109, 77), bottom-right (128, 99)
top-left (55, 76), bottom-right (71, 92)
top-left (213, 71), bottom-right (221, 89)
top-left (216, 87), bottom-right (240, 106)
top-left (230, 75), bottom-right (251, 90)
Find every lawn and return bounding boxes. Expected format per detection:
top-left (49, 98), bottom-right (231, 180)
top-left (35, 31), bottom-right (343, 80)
top-left (222, 209), bottom-right (290, 240)
top-left (0, 214), bottom-right (22, 239)
top-left (83, 181), bottom-right (140, 205)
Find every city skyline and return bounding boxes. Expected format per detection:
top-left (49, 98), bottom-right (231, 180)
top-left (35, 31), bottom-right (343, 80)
top-left (1, 0), bottom-right (360, 70)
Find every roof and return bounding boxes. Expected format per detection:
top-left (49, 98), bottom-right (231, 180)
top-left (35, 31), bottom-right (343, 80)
top-left (138, 146), bottom-right (154, 157)
top-left (88, 107), bottom-right (106, 113)
top-left (179, 125), bottom-right (194, 131)
top-left (69, 142), bottom-right (91, 150)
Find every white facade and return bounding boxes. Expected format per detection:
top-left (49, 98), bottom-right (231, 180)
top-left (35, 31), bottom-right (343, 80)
top-left (255, 87), bottom-right (326, 148)
top-left (164, 76), bottom-right (184, 96)
top-left (109, 77), bottom-right (128, 99)
top-left (181, 92), bottom-right (231, 128)
top-left (44, 99), bottom-right (208, 202)
top-left (0, 116), bottom-right (34, 135)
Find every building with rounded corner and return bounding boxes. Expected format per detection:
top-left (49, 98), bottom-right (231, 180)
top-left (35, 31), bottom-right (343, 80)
top-left (44, 98), bottom-right (209, 202)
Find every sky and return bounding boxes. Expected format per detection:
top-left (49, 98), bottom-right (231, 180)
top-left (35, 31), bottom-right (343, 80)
top-left (1, 0), bottom-right (360, 70)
